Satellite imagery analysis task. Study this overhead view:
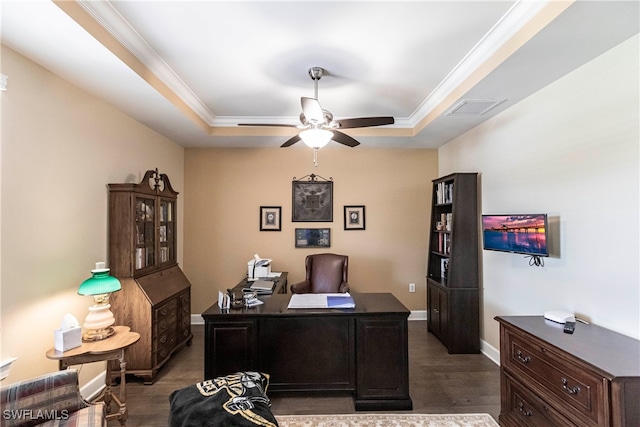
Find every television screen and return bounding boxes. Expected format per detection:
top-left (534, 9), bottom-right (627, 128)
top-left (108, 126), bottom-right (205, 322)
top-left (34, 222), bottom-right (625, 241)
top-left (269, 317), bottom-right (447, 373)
top-left (482, 214), bottom-right (548, 256)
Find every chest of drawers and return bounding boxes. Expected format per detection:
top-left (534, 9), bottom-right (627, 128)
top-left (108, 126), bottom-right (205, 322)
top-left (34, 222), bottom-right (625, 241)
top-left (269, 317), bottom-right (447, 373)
top-left (496, 316), bottom-right (639, 427)
top-left (111, 265), bottom-right (193, 384)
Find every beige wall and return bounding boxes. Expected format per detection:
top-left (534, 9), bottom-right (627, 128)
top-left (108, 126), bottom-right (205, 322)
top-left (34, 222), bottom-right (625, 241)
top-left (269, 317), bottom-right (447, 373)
top-left (0, 46), bottom-right (185, 384)
top-left (183, 147), bottom-right (438, 314)
top-left (439, 34), bottom-right (640, 351)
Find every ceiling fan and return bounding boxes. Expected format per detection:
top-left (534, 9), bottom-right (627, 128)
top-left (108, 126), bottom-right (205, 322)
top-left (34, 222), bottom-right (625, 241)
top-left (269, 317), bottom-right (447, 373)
top-left (239, 67), bottom-right (395, 165)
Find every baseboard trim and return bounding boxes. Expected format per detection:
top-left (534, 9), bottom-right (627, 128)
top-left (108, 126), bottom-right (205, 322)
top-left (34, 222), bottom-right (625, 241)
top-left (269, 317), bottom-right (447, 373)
top-left (481, 339), bottom-right (500, 366)
top-left (408, 310), bottom-right (427, 321)
top-left (80, 369), bottom-right (106, 401)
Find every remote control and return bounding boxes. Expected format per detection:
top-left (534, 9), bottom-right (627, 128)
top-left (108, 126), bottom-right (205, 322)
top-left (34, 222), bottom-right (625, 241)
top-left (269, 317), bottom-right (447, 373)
top-left (563, 321), bottom-right (575, 334)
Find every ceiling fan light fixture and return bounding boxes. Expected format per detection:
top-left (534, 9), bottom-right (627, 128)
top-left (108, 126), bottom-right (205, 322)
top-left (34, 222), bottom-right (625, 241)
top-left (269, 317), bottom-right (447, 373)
top-left (300, 128), bottom-right (333, 149)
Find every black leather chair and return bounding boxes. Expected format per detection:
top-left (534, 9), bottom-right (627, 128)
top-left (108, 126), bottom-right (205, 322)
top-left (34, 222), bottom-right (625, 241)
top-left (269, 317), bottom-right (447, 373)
top-left (290, 253), bottom-right (349, 294)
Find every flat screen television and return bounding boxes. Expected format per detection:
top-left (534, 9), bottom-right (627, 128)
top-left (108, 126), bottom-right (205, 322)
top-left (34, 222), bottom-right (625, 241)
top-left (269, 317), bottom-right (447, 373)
top-left (482, 214), bottom-right (548, 256)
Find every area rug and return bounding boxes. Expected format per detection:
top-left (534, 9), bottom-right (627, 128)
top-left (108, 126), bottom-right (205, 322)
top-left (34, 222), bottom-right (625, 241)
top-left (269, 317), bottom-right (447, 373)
top-left (275, 413), bottom-right (499, 427)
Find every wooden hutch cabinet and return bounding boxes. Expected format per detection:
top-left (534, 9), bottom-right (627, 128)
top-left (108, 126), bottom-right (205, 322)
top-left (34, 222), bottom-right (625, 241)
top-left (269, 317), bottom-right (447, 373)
top-left (108, 169), bottom-right (192, 384)
top-left (426, 173), bottom-right (480, 354)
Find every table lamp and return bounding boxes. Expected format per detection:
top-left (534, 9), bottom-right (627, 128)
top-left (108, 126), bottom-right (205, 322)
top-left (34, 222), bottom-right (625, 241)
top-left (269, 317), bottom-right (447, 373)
top-left (78, 262), bottom-right (121, 342)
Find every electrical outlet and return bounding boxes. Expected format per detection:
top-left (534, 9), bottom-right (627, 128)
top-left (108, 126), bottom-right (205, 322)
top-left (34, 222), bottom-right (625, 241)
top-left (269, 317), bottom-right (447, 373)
top-left (409, 283), bottom-right (416, 293)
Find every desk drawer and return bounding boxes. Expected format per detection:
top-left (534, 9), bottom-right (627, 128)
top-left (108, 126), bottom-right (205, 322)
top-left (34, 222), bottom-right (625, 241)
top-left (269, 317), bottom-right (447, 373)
top-left (504, 329), bottom-right (607, 425)
top-left (154, 333), bottom-right (177, 364)
top-left (155, 298), bottom-right (177, 319)
top-left (503, 371), bottom-right (575, 427)
top-left (154, 298), bottom-right (178, 335)
top-left (179, 292), bottom-right (190, 316)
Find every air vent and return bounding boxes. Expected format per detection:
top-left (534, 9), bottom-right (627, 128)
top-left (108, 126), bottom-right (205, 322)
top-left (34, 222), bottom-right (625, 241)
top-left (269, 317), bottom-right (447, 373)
top-left (447, 99), bottom-right (505, 116)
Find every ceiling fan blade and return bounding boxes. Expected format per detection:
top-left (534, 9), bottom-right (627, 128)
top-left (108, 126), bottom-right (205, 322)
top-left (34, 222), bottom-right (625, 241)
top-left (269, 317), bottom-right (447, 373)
top-left (335, 116), bottom-right (395, 129)
top-left (301, 97), bottom-right (325, 123)
top-left (281, 134), bottom-right (302, 148)
top-left (332, 130), bottom-right (360, 147)
top-left (238, 123), bottom-right (298, 127)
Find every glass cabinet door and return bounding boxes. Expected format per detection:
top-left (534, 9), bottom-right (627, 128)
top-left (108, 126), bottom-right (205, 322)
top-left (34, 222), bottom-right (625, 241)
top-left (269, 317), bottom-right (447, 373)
top-left (135, 197), bottom-right (156, 271)
top-left (159, 198), bottom-right (176, 265)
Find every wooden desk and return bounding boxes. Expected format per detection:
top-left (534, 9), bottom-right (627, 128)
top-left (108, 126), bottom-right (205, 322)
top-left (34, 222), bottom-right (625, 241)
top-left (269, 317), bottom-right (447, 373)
top-left (46, 326), bottom-right (140, 426)
top-left (201, 292), bottom-right (412, 410)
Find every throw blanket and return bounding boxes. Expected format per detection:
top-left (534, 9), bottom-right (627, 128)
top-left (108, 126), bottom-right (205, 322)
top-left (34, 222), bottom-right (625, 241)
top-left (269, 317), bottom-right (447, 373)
top-left (169, 372), bottom-right (279, 427)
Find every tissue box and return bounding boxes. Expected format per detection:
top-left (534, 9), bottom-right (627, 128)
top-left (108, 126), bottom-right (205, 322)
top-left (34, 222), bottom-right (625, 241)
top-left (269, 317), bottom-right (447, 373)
top-left (54, 326), bottom-right (82, 352)
top-left (247, 259), bottom-right (271, 280)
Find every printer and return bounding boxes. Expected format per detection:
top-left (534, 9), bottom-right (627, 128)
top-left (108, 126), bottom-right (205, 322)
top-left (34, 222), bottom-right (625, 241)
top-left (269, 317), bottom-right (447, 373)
top-left (247, 254), bottom-right (272, 281)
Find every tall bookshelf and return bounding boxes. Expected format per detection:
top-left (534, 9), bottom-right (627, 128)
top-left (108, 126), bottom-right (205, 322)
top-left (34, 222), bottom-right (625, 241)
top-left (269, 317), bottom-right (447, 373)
top-left (426, 173), bottom-right (479, 354)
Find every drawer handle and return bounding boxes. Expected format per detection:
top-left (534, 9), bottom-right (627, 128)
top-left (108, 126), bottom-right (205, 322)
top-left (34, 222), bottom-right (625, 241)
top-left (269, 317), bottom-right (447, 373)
top-left (433, 309), bottom-right (439, 313)
top-left (516, 350), bottom-right (531, 363)
top-left (518, 402), bottom-right (532, 417)
top-left (561, 378), bottom-right (581, 395)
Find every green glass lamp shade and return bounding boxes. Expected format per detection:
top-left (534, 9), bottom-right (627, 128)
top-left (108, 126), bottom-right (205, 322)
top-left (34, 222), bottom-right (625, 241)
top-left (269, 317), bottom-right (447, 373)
top-left (78, 265), bottom-right (121, 296)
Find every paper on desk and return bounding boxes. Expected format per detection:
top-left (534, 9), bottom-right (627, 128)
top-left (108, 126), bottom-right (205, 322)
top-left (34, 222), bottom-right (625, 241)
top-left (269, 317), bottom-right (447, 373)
top-left (245, 297), bottom-right (264, 307)
top-left (287, 293), bottom-right (354, 309)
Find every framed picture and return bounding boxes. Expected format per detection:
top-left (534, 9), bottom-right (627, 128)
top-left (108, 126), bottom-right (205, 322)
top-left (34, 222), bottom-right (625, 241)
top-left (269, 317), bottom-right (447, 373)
top-left (292, 177), bottom-right (333, 222)
top-left (344, 205), bottom-right (365, 230)
top-left (295, 228), bottom-right (331, 248)
top-left (260, 206), bottom-right (281, 231)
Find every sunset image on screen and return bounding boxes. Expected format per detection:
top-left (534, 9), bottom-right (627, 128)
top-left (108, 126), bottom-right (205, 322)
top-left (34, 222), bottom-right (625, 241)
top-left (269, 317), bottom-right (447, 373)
top-left (482, 214), bottom-right (547, 256)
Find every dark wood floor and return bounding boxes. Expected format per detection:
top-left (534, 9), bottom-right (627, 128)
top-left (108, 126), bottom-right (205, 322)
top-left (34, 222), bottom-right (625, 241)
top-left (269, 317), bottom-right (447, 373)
top-left (108, 321), bottom-right (500, 426)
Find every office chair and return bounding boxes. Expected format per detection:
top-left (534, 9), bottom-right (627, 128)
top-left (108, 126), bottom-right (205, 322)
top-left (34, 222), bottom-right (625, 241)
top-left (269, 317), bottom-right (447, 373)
top-left (290, 253), bottom-right (349, 294)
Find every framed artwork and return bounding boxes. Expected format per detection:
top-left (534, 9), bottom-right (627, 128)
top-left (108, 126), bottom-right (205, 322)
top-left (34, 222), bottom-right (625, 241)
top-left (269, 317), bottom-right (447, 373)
top-left (344, 205), bottom-right (366, 230)
top-left (260, 206), bottom-right (281, 231)
top-left (295, 228), bottom-right (331, 248)
top-left (292, 175), bottom-right (333, 222)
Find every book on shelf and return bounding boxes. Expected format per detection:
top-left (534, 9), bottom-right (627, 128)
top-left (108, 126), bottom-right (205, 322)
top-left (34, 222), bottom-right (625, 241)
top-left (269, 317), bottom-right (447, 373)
top-left (160, 202), bottom-right (173, 222)
top-left (435, 181), bottom-right (454, 204)
top-left (160, 247), bottom-right (169, 262)
top-left (440, 258), bottom-right (449, 279)
top-left (437, 233), bottom-right (451, 254)
top-left (136, 225), bottom-right (144, 245)
top-left (136, 248), bottom-right (145, 269)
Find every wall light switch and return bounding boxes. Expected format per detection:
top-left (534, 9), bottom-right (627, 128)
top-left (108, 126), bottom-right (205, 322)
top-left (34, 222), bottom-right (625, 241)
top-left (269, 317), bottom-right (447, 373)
top-left (409, 283), bottom-right (416, 293)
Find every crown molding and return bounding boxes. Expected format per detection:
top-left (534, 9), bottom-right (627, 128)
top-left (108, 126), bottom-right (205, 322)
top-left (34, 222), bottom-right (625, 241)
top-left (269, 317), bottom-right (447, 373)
top-left (75, 0), bottom-right (217, 125)
top-left (62, 0), bottom-right (572, 138)
top-left (408, 0), bottom-right (571, 129)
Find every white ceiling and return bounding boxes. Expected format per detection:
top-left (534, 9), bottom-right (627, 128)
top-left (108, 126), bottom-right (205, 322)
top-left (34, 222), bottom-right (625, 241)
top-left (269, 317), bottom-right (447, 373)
top-left (2, 1), bottom-right (638, 149)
